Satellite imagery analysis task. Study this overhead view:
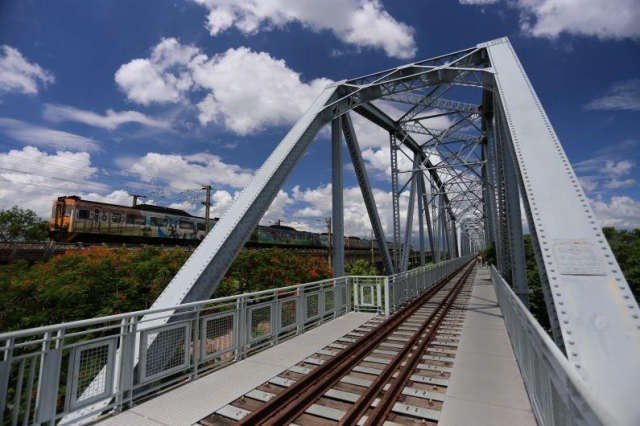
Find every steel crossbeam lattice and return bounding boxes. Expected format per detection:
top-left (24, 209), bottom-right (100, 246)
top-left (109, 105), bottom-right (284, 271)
top-left (65, 37), bottom-right (639, 425)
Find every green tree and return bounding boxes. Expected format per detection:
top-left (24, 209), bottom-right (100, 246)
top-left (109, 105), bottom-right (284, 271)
top-left (0, 206), bottom-right (49, 242)
top-left (345, 259), bottom-right (378, 276)
top-left (0, 246), bottom-right (190, 331)
top-left (602, 227), bottom-right (640, 301)
top-left (214, 248), bottom-right (333, 297)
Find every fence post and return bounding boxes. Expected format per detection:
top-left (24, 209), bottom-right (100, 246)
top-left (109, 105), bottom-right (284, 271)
top-left (34, 331), bottom-right (63, 424)
top-left (384, 277), bottom-right (390, 317)
top-left (353, 278), bottom-right (360, 312)
top-left (236, 296), bottom-right (247, 360)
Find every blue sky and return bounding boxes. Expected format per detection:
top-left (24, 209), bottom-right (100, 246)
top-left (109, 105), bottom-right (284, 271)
top-left (0, 0), bottom-right (639, 237)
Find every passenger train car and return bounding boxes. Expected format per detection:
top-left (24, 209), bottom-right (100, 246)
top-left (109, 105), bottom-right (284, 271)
top-left (50, 196), bottom-right (406, 251)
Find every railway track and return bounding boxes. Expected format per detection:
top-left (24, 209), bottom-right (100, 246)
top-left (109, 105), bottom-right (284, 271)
top-left (199, 260), bottom-right (475, 425)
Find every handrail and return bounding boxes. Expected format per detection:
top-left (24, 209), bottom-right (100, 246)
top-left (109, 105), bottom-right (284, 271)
top-left (490, 266), bottom-right (616, 426)
top-left (0, 257), bottom-right (473, 425)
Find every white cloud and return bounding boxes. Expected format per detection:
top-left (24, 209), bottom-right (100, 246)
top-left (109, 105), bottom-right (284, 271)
top-left (602, 159), bottom-right (634, 177)
top-left (115, 38), bottom-right (198, 105)
top-left (115, 38), bottom-right (333, 135)
top-left (43, 104), bottom-right (170, 130)
top-left (126, 152), bottom-right (254, 190)
top-left (192, 0), bottom-right (417, 59)
top-left (0, 118), bottom-right (100, 152)
top-left (0, 147), bottom-right (105, 219)
top-left (191, 47), bottom-right (332, 134)
top-left (574, 155), bottom-right (636, 195)
top-left (591, 196), bottom-right (640, 229)
top-left (584, 79), bottom-right (640, 112)
top-left (517, 0), bottom-right (640, 40)
top-left (290, 183), bottom-right (420, 241)
top-left (461, 0), bottom-right (640, 40)
top-left (262, 189), bottom-right (295, 224)
top-left (0, 45), bottom-right (54, 95)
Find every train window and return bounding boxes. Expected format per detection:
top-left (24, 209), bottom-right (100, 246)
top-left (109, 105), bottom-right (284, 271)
top-left (126, 215), bottom-right (146, 225)
top-left (150, 217), bottom-right (167, 227)
top-left (77, 209), bottom-right (90, 219)
top-left (196, 222), bottom-right (205, 231)
top-left (64, 205), bottom-right (73, 217)
top-left (112, 213), bottom-right (122, 223)
top-left (179, 221), bottom-right (194, 230)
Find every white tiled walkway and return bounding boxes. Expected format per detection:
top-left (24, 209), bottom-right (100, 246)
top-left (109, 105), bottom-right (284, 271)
top-left (439, 268), bottom-right (536, 426)
top-left (99, 312), bottom-right (376, 426)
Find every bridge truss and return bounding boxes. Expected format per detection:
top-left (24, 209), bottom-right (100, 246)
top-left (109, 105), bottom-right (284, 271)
top-left (144, 38), bottom-right (639, 423)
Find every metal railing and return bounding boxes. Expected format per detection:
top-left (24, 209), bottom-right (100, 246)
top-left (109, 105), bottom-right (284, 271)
top-left (351, 255), bottom-right (475, 316)
top-left (0, 277), bottom-right (349, 426)
top-left (490, 266), bottom-right (616, 426)
top-left (0, 258), bottom-right (473, 425)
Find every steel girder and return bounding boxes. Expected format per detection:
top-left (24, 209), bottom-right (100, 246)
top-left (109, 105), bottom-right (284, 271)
top-left (145, 37), bottom-right (638, 424)
top-left (485, 37), bottom-right (639, 424)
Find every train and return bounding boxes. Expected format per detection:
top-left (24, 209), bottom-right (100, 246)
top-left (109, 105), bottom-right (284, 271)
top-left (49, 196), bottom-right (406, 252)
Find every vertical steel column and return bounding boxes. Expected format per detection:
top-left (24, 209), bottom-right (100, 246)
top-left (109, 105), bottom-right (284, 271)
top-left (431, 181), bottom-right (440, 263)
top-left (420, 174), bottom-right (436, 259)
top-left (400, 154), bottom-right (419, 272)
top-left (498, 106), bottom-right (529, 307)
top-left (493, 113), bottom-right (511, 278)
top-left (481, 137), bottom-right (495, 247)
top-left (439, 195), bottom-right (448, 260)
top-left (451, 218), bottom-right (459, 259)
top-left (331, 118), bottom-right (345, 277)
top-left (390, 132), bottom-right (401, 270)
top-left (417, 171), bottom-right (426, 267)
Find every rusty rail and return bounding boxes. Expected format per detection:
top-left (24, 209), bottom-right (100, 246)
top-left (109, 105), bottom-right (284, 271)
top-left (236, 259), bottom-right (474, 425)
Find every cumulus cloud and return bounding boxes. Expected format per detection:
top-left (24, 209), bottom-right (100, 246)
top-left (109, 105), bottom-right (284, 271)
top-left (290, 183), bottom-right (420, 241)
top-left (591, 196), bottom-right (640, 229)
top-left (191, 47), bottom-right (332, 134)
top-left (126, 152), bottom-right (254, 191)
top-left (0, 45), bottom-right (54, 95)
top-left (43, 104), bottom-right (170, 130)
top-left (115, 38), bottom-right (332, 135)
top-left (461, 0), bottom-right (640, 40)
top-left (192, 0), bottom-right (417, 59)
top-left (0, 118), bottom-right (100, 152)
top-left (0, 147), bottom-right (107, 218)
top-left (574, 154), bottom-right (636, 194)
top-left (584, 79), bottom-right (640, 112)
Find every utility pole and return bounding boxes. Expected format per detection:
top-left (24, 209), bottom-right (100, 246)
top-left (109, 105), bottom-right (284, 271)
top-left (130, 194), bottom-right (146, 206)
top-left (202, 185), bottom-right (212, 236)
top-left (326, 217), bottom-right (332, 269)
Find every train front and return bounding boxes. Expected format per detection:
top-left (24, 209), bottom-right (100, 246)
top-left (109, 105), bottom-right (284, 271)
top-left (49, 196), bottom-right (75, 241)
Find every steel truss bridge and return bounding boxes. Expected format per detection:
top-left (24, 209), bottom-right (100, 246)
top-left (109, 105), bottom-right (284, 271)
top-left (1, 38), bottom-right (639, 425)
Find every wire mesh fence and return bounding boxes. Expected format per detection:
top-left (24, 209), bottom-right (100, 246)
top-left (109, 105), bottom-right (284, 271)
top-left (1, 259), bottom-right (473, 425)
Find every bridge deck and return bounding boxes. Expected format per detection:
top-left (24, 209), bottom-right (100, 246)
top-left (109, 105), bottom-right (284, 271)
top-left (439, 267), bottom-right (535, 426)
top-left (99, 268), bottom-right (535, 426)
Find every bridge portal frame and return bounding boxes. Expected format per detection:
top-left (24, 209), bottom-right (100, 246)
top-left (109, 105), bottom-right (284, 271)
top-left (96, 38), bottom-right (637, 424)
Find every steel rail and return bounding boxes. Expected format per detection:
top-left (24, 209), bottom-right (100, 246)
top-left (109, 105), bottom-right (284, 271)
top-left (236, 260), bottom-right (473, 425)
top-left (357, 261), bottom-right (474, 425)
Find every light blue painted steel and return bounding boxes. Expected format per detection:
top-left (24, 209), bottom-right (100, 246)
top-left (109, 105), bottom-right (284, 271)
top-left (486, 38), bottom-right (640, 425)
top-left (331, 117), bottom-right (345, 278)
top-left (146, 84), bottom-right (339, 320)
top-left (491, 266), bottom-right (614, 426)
top-left (341, 112), bottom-right (395, 275)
